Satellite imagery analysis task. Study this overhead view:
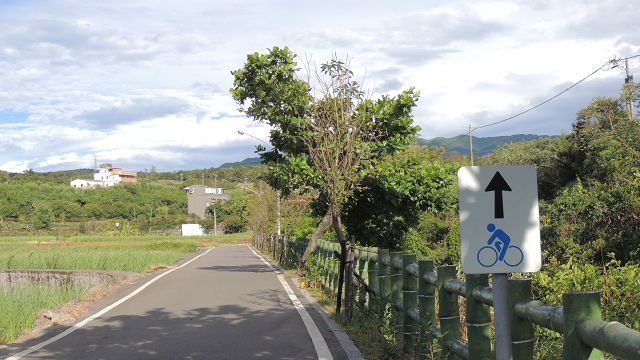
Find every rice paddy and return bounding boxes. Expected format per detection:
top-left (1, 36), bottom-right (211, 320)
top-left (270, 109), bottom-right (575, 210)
top-left (0, 232), bottom-right (252, 343)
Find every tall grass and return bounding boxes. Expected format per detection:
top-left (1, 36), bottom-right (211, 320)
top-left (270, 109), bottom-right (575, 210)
top-left (0, 242), bottom-right (199, 273)
top-left (0, 232), bottom-right (252, 273)
top-left (0, 283), bottom-right (86, 343)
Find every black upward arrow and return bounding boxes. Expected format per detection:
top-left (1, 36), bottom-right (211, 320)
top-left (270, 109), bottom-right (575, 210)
top-left (484, 171), bottom-right (512, 219)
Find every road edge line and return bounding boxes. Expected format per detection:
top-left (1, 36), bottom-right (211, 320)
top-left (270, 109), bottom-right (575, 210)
top-left (248, 246), bottom-right (333, 360)
top-left (5, 248), bottom-right (213, 360)
top-left (293, 276), bottom-right (364, 360)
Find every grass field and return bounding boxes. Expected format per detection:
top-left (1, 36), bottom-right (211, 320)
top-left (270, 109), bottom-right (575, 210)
top-left (0, 283), bottom-right (86, 343)
top-left (0, 232), bottom-right (252, 272)
top-left (0, 232), bottom-right (252, 343)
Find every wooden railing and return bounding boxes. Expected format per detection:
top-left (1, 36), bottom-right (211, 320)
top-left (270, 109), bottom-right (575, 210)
top-left (315, 239), bottom-right (640, 360)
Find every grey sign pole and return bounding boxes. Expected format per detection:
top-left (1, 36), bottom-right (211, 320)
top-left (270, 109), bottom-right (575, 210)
top-left (493, 273), bottom-right (512, 359)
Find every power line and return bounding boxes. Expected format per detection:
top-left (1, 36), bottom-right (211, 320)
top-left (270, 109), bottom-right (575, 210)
top-left (473, 66), bottom-right (603, 131)
top-left (473, 55), bottom-right (639, 132)
top-left (431, 55), bottom-right (640, 153)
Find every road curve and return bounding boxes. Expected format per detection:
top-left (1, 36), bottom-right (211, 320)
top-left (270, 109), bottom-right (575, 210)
top-left (1, 245), bottom-right (348, 360)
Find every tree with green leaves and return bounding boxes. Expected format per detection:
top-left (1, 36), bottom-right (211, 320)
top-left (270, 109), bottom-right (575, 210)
top-left (302, 58), bottom-right (381, 315)
top-left (344, 146), bottom-right (459, 249)
top-left (232, 47), bottom-right (420, 315)
top-left (32, 204), bottom-right (54, 229)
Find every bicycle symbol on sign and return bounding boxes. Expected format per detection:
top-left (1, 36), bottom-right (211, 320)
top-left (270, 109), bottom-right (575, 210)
top-left (476, 224), bottom-right (523, 268)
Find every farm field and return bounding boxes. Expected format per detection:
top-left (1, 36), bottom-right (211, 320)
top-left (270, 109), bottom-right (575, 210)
top-left (0, 232), bottom-right (252, 343)
top-left (0, 232), bottom-right (251, 272)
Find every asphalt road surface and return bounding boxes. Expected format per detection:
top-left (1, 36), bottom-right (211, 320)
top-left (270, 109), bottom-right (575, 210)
top-left (1, 245), bottom-right (348, 360)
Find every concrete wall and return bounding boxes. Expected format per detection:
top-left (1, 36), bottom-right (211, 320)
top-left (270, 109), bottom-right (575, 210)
top-left (0, 269), bottom-right (135, 289)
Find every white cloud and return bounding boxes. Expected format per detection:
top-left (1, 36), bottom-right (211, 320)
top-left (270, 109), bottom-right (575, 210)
top-left (0, 0), bottom-right (637, 171)
top-left (0, 160), bottom-right (34, 173)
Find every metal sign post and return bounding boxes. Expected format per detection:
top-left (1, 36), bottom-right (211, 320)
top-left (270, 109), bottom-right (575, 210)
top-left (458, 166), bottom-right (542, 360)
top-left (493, 273), bottom-right (512, 359)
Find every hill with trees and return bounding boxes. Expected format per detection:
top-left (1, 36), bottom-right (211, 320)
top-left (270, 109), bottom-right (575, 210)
top-left (418, 134), bottom-right (559, 156)
top-left (0, 164), bottom-right (266, 234)
top-left (218, 157), bottom-right (263, 168)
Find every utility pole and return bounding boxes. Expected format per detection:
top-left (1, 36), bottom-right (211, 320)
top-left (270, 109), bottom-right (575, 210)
top-left (201, 173), bottom-right (205, 185)
top-left (180, 172), bottom-right (184, 184)
top-left (214, 174), bottom-right (218, 188)
top-left (468, 124), bottom-right (475, 166)
top-left (625, 58), bottom-right (634, 120)
top-left (213, 206), bottom-right (217, 236)
top-left (276, 191), bottom-right (281, 237)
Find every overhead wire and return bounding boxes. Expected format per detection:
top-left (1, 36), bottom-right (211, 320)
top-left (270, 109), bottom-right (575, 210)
top-left (473, 55), bottom-right (639, 132)
top-left (473, 66), bottom-right (604, 131)
top-left (430, 55), bottom-right (639, 151)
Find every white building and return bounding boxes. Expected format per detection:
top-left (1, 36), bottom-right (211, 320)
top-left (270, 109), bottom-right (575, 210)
top-left (70, 163), bottom-right (137, 188)
top-left (70, 179), bottom-right (103, 188)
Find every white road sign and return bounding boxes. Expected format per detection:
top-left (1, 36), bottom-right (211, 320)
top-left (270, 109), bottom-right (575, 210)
top-left (458, 166), bottom-right (542, 274)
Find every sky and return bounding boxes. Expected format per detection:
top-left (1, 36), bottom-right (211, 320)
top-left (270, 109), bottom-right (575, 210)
top-left (0, 0), bottom-right (638, 173)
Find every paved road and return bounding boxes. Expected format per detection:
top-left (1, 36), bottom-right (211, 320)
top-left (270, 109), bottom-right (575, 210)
top-left (1, 245), bottom-right (347, 360)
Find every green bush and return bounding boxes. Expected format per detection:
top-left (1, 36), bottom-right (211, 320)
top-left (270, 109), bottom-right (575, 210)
top-left (541, 180), bottom-right (640, 263)
top-left (345, 149), bottom-right (458, 249)
top-left (534, 257), bottom-right (640, 329)
top-left (532, 256), bottom-right (640, 358)
top-left (402, 212), bottom-right (460, 266)
top-left (32, 205), bottom-right (53, 229)
top-left (222, 214), bottom-right (246, 233)
top-left (403, 213), bottom-right (447, 260)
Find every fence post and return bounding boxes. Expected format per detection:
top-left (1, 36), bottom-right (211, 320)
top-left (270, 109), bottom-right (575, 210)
top-left (352, 247), bottom-right (361, 306)
top-left (327, 241), bottom-right (333, 291)
top-left (418, 260), bottom-right (436, 359)
top-left (437, 265), bottom-right (461, 360)
top-left (368, 248), bottom-right (378, 311)
top-left (333, 243), bottom-right (341, 295)
top-left (378, 249), bottom-right (391, 322)
top-left (318, 240), bottom-right (324, 287)
top-left (323, 241), bottom-right (331, 290)
top-left (272, 235), bottom-right (276, 259)
top-left (563, 292), bottom-right (603, 360)
top-left (318, 240), bottom-right (325, 288)
top-left (403, 253), bottom-right (418, 353)
top-left (466, 274), bottom-right (492, 360)
top-left (509, 278), bottom-right (534, 360)
top-left (391, 251), bottom-right (404, 341)
top-left (358, 248), bottom-right (369, 307)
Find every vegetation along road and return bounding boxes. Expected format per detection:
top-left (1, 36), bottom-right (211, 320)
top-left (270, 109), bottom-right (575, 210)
top-left (1, 245), bottom-right (348, 359)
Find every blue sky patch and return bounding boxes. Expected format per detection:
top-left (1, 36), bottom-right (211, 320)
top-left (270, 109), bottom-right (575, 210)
top-left (0, 109), bottom-right (29, 124)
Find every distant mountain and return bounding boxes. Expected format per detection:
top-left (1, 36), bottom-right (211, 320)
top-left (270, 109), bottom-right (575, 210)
top-left (217, 135), bottom-right (556, 168)
top-left (218, 157), bottom-right (263, 168)
top-left (418, 134), bottom-right (559, 156)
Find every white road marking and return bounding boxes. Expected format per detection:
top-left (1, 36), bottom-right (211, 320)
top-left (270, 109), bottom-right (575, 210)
top-left (5, 248), bottom-right (213, 360)
top-left (248, 245), bottom-right (333, 360)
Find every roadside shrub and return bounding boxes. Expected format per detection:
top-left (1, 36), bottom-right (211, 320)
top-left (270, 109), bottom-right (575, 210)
top-left (532, 256), bottom-right (640, 358)
top-left (541, 180), bottom-right (640, 264)
top-left (32, 205), bottom-right (54, 230)
top-left (403, 212), bottom-right (448, 260)
top-left (222, 214), bottom-right (246, 233)
top-left (402, 211), bottom-right (460, 266)
top-left (534, 256), bottom-right (640, 330)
